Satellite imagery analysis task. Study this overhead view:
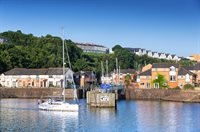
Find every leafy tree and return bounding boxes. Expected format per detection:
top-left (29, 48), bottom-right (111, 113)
top-left (74, 58), bottom-right (88, 71)
top-left (0, 30), bottom-right (196, 83)
top-left (152, 73), bottom-right (168, 89)
top-left (112, 45), bottom-right (122, 51)
top-left (183, 84), bottom-right (194, 90)
top-left (124, 74), bottom-right (131, 88)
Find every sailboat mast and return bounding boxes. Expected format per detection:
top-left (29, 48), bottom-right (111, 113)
top-left (106, 60), bottom-right (108, 84)
top-left (116, 58), bottom-right (119, 84)
top-left (62, 28), bottom-right (65, 103)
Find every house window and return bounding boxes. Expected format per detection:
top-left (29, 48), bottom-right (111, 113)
top-left (49, 81), bottom-right (53, 87)
top-left (179, 83), bottom-right (183, 88)
top-left (56, 81), bottom-right (61, 87)
top-left (67, 74), bottom-right (72, 79)
top-left (154, 83), bottom-right (159, 88)
top-left (12, 81), bottom-right (16, 87)
top-left (170, 75), bottom-right (176, 82)
top-left (170, 66), bottom-right (175, 72)
top-left (146, 83), bottom-right (150, 88)
top-left (49, 75), bottom-right (53, 78)
top-left (18, 82), bottom-right (22, 87)
top-left (140, 83), bottom-right (144, 86)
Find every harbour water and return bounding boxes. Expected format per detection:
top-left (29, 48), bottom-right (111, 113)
top-left (0, 99), bottom-right (200, 132)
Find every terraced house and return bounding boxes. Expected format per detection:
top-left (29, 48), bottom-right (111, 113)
top-left (183, 63), bottom-right (200, 85)
top-left (137, 63), bottom-right (196, 89)
top-left (0, 68), bottom-right (73, 88)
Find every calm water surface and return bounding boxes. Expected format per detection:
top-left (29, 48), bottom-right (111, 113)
top-left (0, 99), bottom-right (200, 132)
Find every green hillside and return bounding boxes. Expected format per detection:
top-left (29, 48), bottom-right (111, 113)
top-left (0, 30), bottom-right (195, 81)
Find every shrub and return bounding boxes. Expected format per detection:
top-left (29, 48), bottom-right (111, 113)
top-left (172, 86), bottom-right (181, 90)
top-left (183, 84), bottom-right (194, 90)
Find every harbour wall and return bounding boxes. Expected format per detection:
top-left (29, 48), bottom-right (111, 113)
top-left (125, 89), bottom-right (181, 100)
top-left (0, 88), bottom-right (82, 99)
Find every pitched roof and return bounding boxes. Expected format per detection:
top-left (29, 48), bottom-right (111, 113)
top-left (152, 63), bottom-right (179, 68)
top-left (146, 50), bottom-right (152, 54)
top-left (3, 68), bottom-right (70, 75)
top-left (139, 69), bottom-right (151, 76)
top-left (183, 63), bottom-right (200, 70)
top-left (120, 69), bottom-right (136, 74)
top-left (46, 68), bottom-right (70, 75)
top-left (152, 52), bottom-right (158, 55)
top-left (165, 54), bottom-right (170, 57)
top-left (74, 71), bottom-right (95, 77)
top-left (3, 68), bottom-right (48, 75)
top-left (75, 42), bottom-right (106, 48)
top-left (125, 48), bottom-right (141, 52)
top-left (178, 67), bottom-right (196, 76)
top-left (171, 54), bottom-right (178, 58)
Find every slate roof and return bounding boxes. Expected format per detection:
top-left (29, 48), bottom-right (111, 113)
top-left (171, 54), bottom-right (177, 58)
top-left (74, 71), bottom-right (95, 77)
top-left (46, 68), bottom-right (70, 75)
top-left (139, 69), bottom-right (151, 76)
top-left (178, 67), bottom-right (196, 76)
top-left (183, 63), bottom-right (200, 70)
top-left (146, 50), bottom-right (152, 54)
top-left (165, 54), bottom-right (170, 57)
top-left (125, 48), bottom-right (141, 52)
top-left (120, 69), bottom-right (136, 74)
top-left (3, 68), bottom-right (70, 75)
top-left (152, 63), bottom-right (179, 68)
top-left (152, 52), bottom-right (158, 55)
top-left (76, 43), bottom-right (105, 48)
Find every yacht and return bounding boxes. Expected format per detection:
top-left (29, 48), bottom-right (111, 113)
top-left (38, 29), bottom-right (79, 112)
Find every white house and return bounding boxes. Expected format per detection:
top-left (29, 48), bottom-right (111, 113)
top-left (172, 55), bottom-right (179, 61)
top-left (166, 54), bottom-right (172, 60)
top-left (159, 53), bottom-right (167, 59)
top-left (0, 68), bottom-right (74, 88)
top-left (126, 48), bottom-right (143, 56)
top-left (147, 50), bottom-right (153, 57)
top-left (152, 52), bottom-right (159, 58)
top-left (141, 49), bottom-right (147, 55)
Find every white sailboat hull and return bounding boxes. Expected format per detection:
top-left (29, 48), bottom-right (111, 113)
top-left (39, 101), bottom-right (79, 112)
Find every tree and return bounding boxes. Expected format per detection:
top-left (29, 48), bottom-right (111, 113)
top-left (152, 73), bottom-right (168, 89)
top-left (124, 74), bottom-right (131, 88)
top-left (74, 58), bottom-right (88, 71)
top-left (112, 45), bottom-right (122, 52)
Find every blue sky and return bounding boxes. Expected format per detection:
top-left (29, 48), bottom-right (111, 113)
top-left (0, 0), bottom-right (200, 57)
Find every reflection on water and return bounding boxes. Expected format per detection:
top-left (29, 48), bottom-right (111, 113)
top-left (0, 99), bottom-right (200, 132)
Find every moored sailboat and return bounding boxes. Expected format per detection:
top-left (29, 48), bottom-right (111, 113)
top-left (38, 29), bottom-right (79, 112)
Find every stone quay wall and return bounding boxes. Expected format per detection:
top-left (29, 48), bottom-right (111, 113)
top-left (125, 89), bottom-right (181, 100)
top-left (0, 87), bottom-right (81, 99)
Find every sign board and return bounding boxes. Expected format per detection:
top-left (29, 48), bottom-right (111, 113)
top-left (100, 96), bottom-right (109, 101)
top-left (100, 84), bottom-right (111, 89)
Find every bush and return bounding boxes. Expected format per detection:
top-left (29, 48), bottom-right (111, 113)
top-left (183, 84), bottom-right (194, 90)
top-left (172, 86), bottom-right (181, 90)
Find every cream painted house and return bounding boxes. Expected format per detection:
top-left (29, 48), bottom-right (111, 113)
top-left (0, 68), bottom-right (73, 88)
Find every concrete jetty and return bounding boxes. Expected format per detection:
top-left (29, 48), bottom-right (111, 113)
top-left (86, 90), bottom-right (116, 107)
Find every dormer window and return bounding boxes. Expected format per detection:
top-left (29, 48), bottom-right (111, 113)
top-left (170, 66), bottom-right (176, 72)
